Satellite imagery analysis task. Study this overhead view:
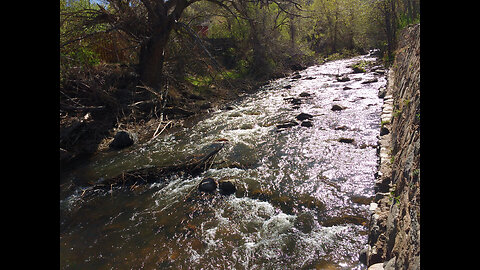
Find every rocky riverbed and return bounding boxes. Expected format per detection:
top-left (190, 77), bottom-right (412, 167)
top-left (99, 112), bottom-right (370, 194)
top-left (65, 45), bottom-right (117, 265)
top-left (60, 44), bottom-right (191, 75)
top-left (60, 51), bottom-right (388, 269)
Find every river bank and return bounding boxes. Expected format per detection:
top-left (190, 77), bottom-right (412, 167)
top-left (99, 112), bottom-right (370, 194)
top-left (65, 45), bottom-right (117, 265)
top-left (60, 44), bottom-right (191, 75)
top-left (59, 66), bottom-right (298, 174)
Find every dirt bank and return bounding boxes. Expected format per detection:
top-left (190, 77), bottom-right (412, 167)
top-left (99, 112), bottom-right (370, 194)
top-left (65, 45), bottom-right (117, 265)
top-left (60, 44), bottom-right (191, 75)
top-left (59, 63), bottom-right (295, 174)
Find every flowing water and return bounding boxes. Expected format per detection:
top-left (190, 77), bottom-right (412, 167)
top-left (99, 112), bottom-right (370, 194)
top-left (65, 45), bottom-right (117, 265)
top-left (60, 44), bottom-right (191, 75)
top-left (60, 54), bottom-right (386, 269)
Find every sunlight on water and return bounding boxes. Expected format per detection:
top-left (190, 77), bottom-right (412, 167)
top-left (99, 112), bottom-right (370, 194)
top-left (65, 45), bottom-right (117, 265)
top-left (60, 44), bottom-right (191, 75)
top-left (60, 54), bottom-right (386, 269)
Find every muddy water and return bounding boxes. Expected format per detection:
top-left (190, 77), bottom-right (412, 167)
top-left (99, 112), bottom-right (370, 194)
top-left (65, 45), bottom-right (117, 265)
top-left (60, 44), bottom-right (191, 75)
top-left (60, 54), bottom-right (386, 269)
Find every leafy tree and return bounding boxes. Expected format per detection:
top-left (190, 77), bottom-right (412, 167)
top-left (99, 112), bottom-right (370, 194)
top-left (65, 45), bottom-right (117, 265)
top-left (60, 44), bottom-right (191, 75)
top-left (61, 0), bottom-right (303, 91)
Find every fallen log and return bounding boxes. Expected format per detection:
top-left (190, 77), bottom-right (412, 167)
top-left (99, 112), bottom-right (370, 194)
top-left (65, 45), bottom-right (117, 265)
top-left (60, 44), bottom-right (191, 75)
top-left (85, 142), bottom-right (226, 192)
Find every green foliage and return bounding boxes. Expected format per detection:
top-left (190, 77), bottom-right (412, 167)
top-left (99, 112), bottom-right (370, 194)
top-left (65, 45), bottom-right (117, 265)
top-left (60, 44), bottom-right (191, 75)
top-left (397, 13), bottom-right (420, 30)
top-left (380, 120), bottom-right (390, 128)
top-left (393, 109), bottom-right (402, 118)
top-left (389, 190), bottom-right (401, 205)
top-left (351, 60), bottom-right (372, 72)
top-left (63, 46), bottom-right (100, 68)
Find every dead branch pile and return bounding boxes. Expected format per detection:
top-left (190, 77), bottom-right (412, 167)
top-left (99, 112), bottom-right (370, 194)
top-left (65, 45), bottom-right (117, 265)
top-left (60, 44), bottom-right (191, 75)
top-left (84, 142), bottom-right (226, 192)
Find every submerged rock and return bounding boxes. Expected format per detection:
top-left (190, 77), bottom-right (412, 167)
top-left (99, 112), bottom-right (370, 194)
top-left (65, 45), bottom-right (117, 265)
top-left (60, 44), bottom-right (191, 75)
top-left (362, 78), bottom-right (379, 84)
top-left (223, 105), bottom-right (235, 110)
top-left (299, 92), bottom-right (311, 97)
top-left (284, 97), bottom-right (302, 106)
top-left (198, 178), bottom-right (217, 193)
top-left (109, 130), bottom-right (137, 149)
top-left (301, 121), bottom-right (313, 127)
top-left (338, 138), bottom-right (355, 144)
top-left (337, 76), bottom-right (350, 82)
top-left (276, 120), bottom-right (299, 129)
top-left (352, 66), bottom-right (366, 73)
top-left (218, 179), bottom-right (236, 195)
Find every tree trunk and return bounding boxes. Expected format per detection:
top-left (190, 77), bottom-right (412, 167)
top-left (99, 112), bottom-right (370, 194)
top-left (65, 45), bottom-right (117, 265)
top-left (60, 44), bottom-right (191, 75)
top-left (332, 8), bottom-right (339, 53)
top-left (249, 20), bottom-right (269, 78)
top-left (289, 14), bottom-right (296, 50)
top-left (139, 33), bottom-right (170, 89)
top-left (383, 0), bottom-right (397, 58)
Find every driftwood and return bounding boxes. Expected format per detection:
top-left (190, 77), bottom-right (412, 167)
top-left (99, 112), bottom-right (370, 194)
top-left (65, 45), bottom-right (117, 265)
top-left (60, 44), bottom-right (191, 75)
top-left (84, 142), bottom-right (226, 193)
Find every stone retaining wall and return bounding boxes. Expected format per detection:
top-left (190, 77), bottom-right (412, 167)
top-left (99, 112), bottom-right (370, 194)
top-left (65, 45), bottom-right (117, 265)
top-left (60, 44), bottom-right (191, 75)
top-left (365, 23), bottom-right (420, 270)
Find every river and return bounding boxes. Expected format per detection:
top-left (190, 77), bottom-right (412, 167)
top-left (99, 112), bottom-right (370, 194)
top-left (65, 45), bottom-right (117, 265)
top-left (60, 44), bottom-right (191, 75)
top-left (60, 53), bottom-right (387, 269)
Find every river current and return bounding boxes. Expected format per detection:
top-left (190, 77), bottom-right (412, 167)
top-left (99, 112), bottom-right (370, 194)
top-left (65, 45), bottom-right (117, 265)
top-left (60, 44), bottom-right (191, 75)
top-left (60, 53), bottom-right (386, 269)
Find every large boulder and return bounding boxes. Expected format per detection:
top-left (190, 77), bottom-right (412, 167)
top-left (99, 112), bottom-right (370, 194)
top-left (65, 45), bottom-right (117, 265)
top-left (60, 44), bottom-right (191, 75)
top-left (198, 177), bottom-right (217, 193)
top-left (109, 130), bottom-right (137, 150)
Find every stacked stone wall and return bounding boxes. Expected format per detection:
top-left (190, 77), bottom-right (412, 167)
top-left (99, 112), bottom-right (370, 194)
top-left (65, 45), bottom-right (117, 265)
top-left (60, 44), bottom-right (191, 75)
top-left (365, 23), bottom-right (420, 270)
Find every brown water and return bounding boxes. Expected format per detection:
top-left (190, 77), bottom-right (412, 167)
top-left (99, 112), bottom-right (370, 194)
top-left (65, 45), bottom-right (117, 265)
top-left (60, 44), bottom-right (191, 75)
top-left (60, 54), bottom-right (386, 269)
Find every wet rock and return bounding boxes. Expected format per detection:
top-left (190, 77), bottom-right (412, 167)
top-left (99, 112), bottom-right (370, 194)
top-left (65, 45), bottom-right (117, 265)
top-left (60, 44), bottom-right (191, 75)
top-left (223, 105), bottom-right (235, 110)
top-left (338, 138), bottom-right (355, 144)
top-left (284, 97), bottom-right (302, 106)
top-left (334, 125), bottom-right (348, 130)
top-left (351, 195), bottom-right (372, 205)
top-left (276, 120), bottom-right (299, 129)
top-left (239, 123), bottom-right (254, 130)
top-left (331, 104), bottom-right (345, 111)
top-left (378, 87), bottom-right (387, 98)
top-left (229, 112), bottom-right (243, 117)
top-left (301, 121), bottom-right (313, 127)
top-left (198, 177), bottom-right (217, 193)
top-left (380, 127), bottom-right (390, 136)
top-left (299, 92), bottom-right (311, 97)
top-left (295, 113), bottom-right (313, 121)
top-left (292, 74), bottom-right (302, 79)
top-left (343, 86), bottom-right (353, 90)
top-left (283, 85), bottom-right (292, 89)
top-left (304, 76), bottom-right (315, 80)
top-left (374, 69), bottom-right (386, 75)
top-left (218, 179), bottom-right (236, 195)
top-left (352, 66), bottom-right (366, 73)
top-left (290, 98), bottom-right (302, 105)
top-left (294, 213), bottom-right (315, 233)
top-left (109, 130), bottom-right (137, 149)
top-left (337, 76), bottom-right (350, 82)
top-left (384, 257), bottom-right (396, 270)
top-left (359, 248), bottom-right (368, 265)
top-left (369, 48), bottom-right (381, 56)
top-left (362, 78), bottom-right (379, 84)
